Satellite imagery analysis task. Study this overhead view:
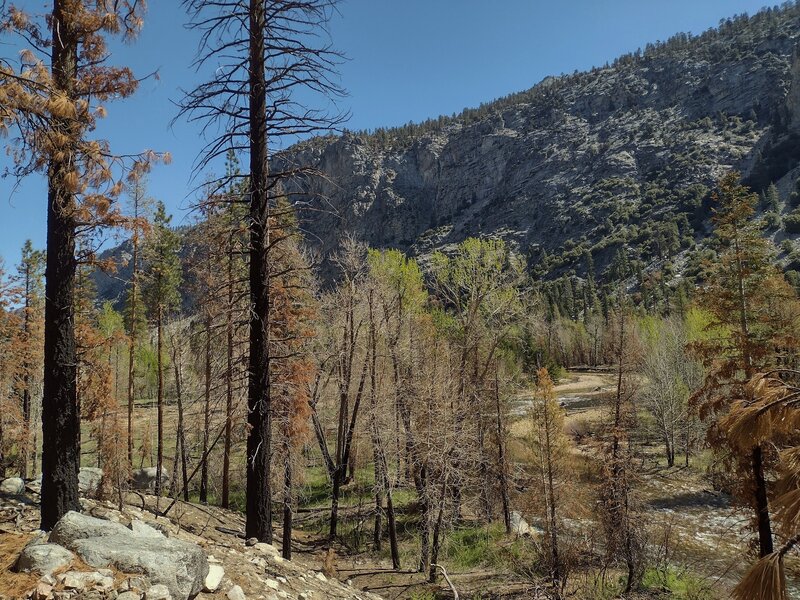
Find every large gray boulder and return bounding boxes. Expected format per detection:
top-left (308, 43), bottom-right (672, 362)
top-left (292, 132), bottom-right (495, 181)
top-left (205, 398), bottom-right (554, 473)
top-left (0, 477), bottom-right (25, 495)
top-left (72, 535), bottom-right (206, 599)
top-left (49, 511), bottom-right (130, 548)
top-left (27, 467), bottom-right (103, 497)
top-left (16, 543), bottom-right (75, 575)
top-left (78, 467), bottom-right (104, 496)
top-left (131, 467), bottom-right (170, 492)
top-left (50, 511), bottom-right (207, 600)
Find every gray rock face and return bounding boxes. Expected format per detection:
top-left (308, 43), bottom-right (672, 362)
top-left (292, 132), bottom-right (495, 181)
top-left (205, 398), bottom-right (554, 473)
top-left (16, 542), bottom-right (75, 575)
top-left (269, 9), bottom-right (800, 279)
top-left (131, 467), bottom-right (170, 492)
top-left (49, 511), bottom-right (208, 600)
top-left (0, 477), bottom-right (25, 495)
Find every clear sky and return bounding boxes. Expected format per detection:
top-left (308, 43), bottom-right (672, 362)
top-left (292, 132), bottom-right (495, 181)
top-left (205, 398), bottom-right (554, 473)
top-left (0, 0), bottom-right (774, 267)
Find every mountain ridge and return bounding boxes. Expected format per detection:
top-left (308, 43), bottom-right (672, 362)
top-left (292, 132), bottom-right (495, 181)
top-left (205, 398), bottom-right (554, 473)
top-left (95, 4), bottom-right (800, 304)
top-left (279, 3), bottom-right (800, 280)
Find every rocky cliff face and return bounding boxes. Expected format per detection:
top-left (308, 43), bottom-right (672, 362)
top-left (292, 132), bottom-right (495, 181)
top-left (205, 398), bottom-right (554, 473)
top-left (283, 6), bottom-right (800, 277)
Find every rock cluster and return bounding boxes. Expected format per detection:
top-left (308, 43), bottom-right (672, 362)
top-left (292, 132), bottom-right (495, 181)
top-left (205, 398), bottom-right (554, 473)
top-left (1, 481), bottom-right (385, 600)
top-left (14, 511), bottom-right (208, 600)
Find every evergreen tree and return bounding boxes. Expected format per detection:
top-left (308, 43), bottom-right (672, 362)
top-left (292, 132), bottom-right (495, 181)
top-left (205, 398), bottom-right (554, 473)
top-left (692, 172), bottom-right (800, 557)
top-left (142, 202), bottom-right (182, 498)
top-left (13, 241), bottom-right (45, 478)
top-left (766, 182), bottom-right (780, 212)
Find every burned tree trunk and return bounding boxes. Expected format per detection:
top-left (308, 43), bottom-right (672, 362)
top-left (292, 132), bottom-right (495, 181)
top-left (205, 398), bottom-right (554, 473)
top-left (40, 0), bottom-right (81, 530)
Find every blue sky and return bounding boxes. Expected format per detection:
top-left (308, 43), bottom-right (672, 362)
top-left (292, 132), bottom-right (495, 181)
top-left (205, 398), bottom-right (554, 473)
top-left (0, 0), bottom-right (774, 267)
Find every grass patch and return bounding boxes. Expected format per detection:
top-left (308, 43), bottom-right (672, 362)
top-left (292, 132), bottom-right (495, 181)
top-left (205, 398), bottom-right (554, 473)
top-left (442, 523), bottom-right (510, 569)
top-left (642, 566), bottom-right (716, 599)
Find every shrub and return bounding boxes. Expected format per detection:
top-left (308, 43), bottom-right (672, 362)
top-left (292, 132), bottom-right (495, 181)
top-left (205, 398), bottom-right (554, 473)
top-left (784, 209), bottom-right (800, 234)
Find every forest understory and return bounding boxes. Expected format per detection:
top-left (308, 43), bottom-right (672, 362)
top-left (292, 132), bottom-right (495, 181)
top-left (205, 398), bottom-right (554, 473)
top-left (39, 370), bottom-right (790, 600)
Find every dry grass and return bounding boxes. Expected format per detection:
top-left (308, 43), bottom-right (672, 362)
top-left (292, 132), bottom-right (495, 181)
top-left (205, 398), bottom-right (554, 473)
top-left (0, 531), bottom-right (40, 599)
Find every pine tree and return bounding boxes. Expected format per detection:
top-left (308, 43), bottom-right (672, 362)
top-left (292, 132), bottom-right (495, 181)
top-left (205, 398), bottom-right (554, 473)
top-left (0, 260), bottom-right (23, 478)
top-left (142, 202), bottom-right (182, 498)
top-left (1, 1), bottom-right (167, 529)
top-left (124, 179), bottom-right (153, 469)
top-left (766, 182), bottom-right (780, 212)
top-left (692, 172), bottom-right (799, 557)
top-left (13, 241), bottom-right (45, 478)
top-left (530, 368), bottom-right (569, 596)
top-left (180, 0), bottom-right (345, 542)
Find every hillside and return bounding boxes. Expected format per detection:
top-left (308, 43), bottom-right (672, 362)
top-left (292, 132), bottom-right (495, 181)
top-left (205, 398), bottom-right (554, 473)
top-left (88, 6), bottom-right (800, 305)
top-left (278, 5), bottom-right (800, 280)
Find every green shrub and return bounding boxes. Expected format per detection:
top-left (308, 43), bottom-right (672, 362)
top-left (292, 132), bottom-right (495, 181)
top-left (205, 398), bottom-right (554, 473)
top-left (784, 210), bottom-right (800, 234)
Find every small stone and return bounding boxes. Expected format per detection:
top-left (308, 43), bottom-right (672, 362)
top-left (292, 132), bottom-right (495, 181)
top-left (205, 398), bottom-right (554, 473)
top-left (264, 579), bottom-right (279, 590)
top-left (32, 582), bottom-right (53, 600)
top-left (203, 564), bottom-right (224, 593)
top-left (252, 542), bottom-right (278, 555)
top-left (226, 585), bottom-right (246, 600)
top-left (298, 592), bottom-right (313, 600)
top-left (117, 593), bottom-right (141, 600)
top-left (276, 577), bottom-right (287, 584)
top-left (314, 572), bottom-right (326, 582)
top-left (145, 584), bottom-right (172, 600)
top-left (119, 576), bottom-right (150, 592)
top-left (0, 477), bottom-right (25, 495)
top-left (245, 537), bottom-right (258, 546)
top-left (59, 571), bottom-right (113, 591)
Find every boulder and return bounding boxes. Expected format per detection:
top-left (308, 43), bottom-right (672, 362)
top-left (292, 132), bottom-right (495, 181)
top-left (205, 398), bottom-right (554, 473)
top-left (49, 511), bottom-right (130, 548)
top-left (49, 511), bottom-right (208, 600)
top-left (131, 467), bottom-right (170, 492)
top-left (71, 535), bottom-right (207, 600)
top-left (510, 511), bottom-right (531, 536)
top-left (0, 477), bottom-right (25, 495)
top-left (78, 467), bottom-right (104, 496)
top-left (16, 542), bottom-right (75, 575)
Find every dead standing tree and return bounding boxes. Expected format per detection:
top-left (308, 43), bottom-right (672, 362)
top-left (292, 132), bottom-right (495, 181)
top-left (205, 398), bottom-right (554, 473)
top-left (307, 239), bottom-right (370, 541)
top-left (180, 0), bottom-right (345, 543)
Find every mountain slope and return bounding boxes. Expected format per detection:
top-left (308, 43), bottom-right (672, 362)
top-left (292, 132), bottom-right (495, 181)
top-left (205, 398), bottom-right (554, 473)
top-left (281, 5), bottom-right (800, 279)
